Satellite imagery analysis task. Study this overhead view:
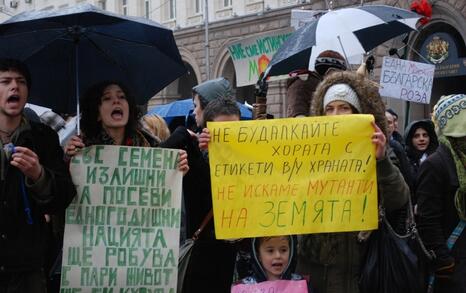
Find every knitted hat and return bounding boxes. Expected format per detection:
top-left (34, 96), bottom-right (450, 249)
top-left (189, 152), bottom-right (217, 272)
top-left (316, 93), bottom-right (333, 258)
top-left (314, 50), bottom-right (347, 76)
top-left (192, 77), bottom-right (233, 103)
top-left (323, 83), bottom-right (362, 113)
top-left (432, 94), bottom-right (466, 138)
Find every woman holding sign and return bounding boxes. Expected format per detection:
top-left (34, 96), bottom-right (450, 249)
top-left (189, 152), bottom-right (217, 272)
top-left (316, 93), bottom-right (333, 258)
top-left (296, 71), bottom-right (410, 293)
top-left (64, 81), bottom-right (188, 173)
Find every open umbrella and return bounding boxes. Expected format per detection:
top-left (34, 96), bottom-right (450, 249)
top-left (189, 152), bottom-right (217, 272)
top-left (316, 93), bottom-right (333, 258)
top-left (263, 5), bottom-right (421, 78)
top-left (0, 4), bottom-right (186, 121)
top-left (148, 98), bottom-right (252, 124)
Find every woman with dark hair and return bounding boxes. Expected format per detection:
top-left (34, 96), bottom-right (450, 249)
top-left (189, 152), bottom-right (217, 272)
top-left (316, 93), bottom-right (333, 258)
top-left (404, 120), bottom-right (438, 178)
top-left (64, 81), bottom-right (188, 169)
top-left (77, 81), bottom-right (148, 146)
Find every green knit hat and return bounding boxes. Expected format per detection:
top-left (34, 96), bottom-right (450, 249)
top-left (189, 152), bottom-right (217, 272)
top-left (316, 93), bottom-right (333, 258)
top-left (432, 94), bottom-right (466, 138)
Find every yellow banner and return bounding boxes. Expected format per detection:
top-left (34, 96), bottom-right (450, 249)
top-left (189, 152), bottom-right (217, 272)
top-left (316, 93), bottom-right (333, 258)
top-left (208, 115), bottom-right (378, 239)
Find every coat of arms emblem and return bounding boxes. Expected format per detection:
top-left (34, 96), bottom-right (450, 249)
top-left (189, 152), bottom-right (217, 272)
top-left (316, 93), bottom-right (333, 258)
top-left (426, 36), bottom-right (449, 64)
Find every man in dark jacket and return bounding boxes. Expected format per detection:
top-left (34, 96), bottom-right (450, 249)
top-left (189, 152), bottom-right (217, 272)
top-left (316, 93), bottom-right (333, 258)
top-left (417, 94), bottom-right (466, 293)
top-left (0, 58), bottom-right (76, 292)
top-left (386, 108), bottom-right (404, 146)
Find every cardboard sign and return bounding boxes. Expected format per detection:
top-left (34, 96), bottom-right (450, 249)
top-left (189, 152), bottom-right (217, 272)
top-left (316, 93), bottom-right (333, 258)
top-left (228, 29), bottom-right (292, 87)
top-left (61, 145), bottom-right (183, 292)
top-left (379, 56), bottom-right (435, 104)
top-left (231, 279), bottom-right (308, 293)
top-left (208, 115), bottom-right (378, 239)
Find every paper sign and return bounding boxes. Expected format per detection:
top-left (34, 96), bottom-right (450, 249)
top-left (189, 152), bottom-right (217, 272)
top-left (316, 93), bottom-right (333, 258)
top-left (228, 29), bottom-right (292, 87)
top-left (379, 56), bottom-right (435, 104)
top-left (231, 279), bottom-right (308, 293)
top-left (61, 145), bottom-right (183, 292)
top-left (208, 115), bottom-right (378, 239)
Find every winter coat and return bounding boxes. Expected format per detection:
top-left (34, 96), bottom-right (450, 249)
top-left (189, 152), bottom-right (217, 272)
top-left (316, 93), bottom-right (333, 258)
top-left (388, 139), bottom-right (415, 190)
top-left (297, 71), bottom-right (410, 293)
top-left (404, 120), bottom-right (438, 179)
top-left (286, 72), bottom-right (321, 118)
top-left (163, 126), bottom-right (236, 293)
top-left (0, 122), bottom-right (76, 272)
top-left (417, 144), bottom-right (466, 293)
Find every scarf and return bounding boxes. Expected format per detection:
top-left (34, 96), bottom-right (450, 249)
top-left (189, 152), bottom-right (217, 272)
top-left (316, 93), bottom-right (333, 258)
top-left (83, 128), bottom-right (152, 147)
top-left (439, 135), bottom-right (466, 221)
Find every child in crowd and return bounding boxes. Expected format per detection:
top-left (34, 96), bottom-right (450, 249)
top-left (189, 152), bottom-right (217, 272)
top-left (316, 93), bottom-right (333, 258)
top-left (237, 235), bottom-right (312, 291)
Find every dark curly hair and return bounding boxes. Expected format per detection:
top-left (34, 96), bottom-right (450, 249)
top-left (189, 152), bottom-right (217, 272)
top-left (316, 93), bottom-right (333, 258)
top-left (80, 81), bottom-right (140, 141)
top-left (0, 58), bottom-right (32, 91)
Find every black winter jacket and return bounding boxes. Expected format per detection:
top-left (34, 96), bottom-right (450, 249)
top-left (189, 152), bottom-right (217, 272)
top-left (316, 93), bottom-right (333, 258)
top-left (0, 122), bottom-right (76, 272)
top-left (417, 144), bottom-right (466, 268)
top-left (417, 143), bottom-right (466, 293)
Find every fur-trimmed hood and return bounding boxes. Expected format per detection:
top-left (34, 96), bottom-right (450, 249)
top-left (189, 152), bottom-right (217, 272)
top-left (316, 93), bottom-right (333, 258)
top-left (311, 71), bottom-right (388, 138)
top-left (249, 235), bottom-right (298, 283)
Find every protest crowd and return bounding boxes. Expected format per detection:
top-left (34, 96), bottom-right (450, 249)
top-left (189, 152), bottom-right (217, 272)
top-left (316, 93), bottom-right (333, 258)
top-left (0, 4), bottom-right (465, 293)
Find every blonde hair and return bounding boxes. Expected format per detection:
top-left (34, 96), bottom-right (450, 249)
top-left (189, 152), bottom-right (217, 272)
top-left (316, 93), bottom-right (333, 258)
top-left (142, 114), bottom-right (170, 141)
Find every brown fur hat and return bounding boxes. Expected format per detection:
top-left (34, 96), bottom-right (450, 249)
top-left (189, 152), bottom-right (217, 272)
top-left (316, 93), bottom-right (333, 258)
top-left (311, 71), bottom-right (387, 138)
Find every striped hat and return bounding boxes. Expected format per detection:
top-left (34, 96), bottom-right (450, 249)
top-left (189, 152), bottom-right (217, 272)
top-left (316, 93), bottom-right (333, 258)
top-left (432, 94), bottom-right (466, 137)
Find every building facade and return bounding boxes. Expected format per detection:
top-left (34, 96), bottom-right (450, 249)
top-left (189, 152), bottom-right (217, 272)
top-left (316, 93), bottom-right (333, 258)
top-left (1, 0), bottom-right (465, 129)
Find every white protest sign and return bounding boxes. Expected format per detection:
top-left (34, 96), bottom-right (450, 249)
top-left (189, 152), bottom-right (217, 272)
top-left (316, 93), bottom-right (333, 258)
top-left (379, 56), bottom-right (435, 104)
top-left (61, 145), bottom-right (182, 292)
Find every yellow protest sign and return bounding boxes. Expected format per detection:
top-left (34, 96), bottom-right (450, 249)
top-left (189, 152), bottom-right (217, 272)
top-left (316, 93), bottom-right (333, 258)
top-left (208, 115), bottom-right (378, 239)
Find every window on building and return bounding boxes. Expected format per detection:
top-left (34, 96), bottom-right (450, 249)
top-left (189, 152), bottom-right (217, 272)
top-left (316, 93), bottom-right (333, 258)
top-left (169, 0), bottom-right (176, 19)
top-left (98, 0), bottom-right (106, 10)
top-left (144, 0), bottom-right (150, 18)
top-left (223, 0), bottom-right (232, 7)
top-left (122, 0), bottom-right (128, 16)
top-left (279, 0), bottom-right (298, 5)
top-left (195, 0), bottom-right (201, 14)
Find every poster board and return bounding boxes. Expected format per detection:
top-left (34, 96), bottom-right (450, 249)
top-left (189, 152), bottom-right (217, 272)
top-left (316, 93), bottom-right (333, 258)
top-left (379, 56), bottom-right (435, 104)
top-left (61, 145), bottom-right (182, 292)
top-left (228, 28), bottom-right (292, 87)
top-left (208, 115), bottom-right (378, 239)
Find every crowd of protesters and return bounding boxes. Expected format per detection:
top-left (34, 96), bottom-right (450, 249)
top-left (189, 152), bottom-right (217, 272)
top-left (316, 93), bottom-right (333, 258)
top-left (0, 53), bottom-right (464, 293)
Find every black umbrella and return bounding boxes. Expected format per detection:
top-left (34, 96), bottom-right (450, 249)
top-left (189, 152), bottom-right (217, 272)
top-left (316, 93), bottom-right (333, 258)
top-left (0, 4), bottom-right (186, 118)
top-left (263, 5), bottom-right (421, 78)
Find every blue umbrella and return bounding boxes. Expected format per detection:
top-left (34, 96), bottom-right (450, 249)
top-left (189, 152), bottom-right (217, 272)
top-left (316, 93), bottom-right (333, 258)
top-left (0, 4), bottom-right (186, 118)
top-left (148, 98), bottom-right (252, 124)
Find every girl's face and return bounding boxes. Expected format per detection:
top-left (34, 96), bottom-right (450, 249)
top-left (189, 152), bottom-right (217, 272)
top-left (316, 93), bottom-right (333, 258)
top-left (98, 84), bottom-right (129, 131)
top-left (412, 127), bottom-right (430, 152)
top-left (325, 100), bottom-right (354, 115)
top-left (193, 94), bottom-right (204, 127)
top-left (258, 237), bottom-right (290, 281)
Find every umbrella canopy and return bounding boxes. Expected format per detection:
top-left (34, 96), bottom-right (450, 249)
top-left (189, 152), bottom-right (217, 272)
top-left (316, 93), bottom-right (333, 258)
top-left (0, 4), bottom-right (186, 114)
top-left (264, 5), bottom-right (421, 78)
top-left (148, 98), bottom-right (253, 123)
